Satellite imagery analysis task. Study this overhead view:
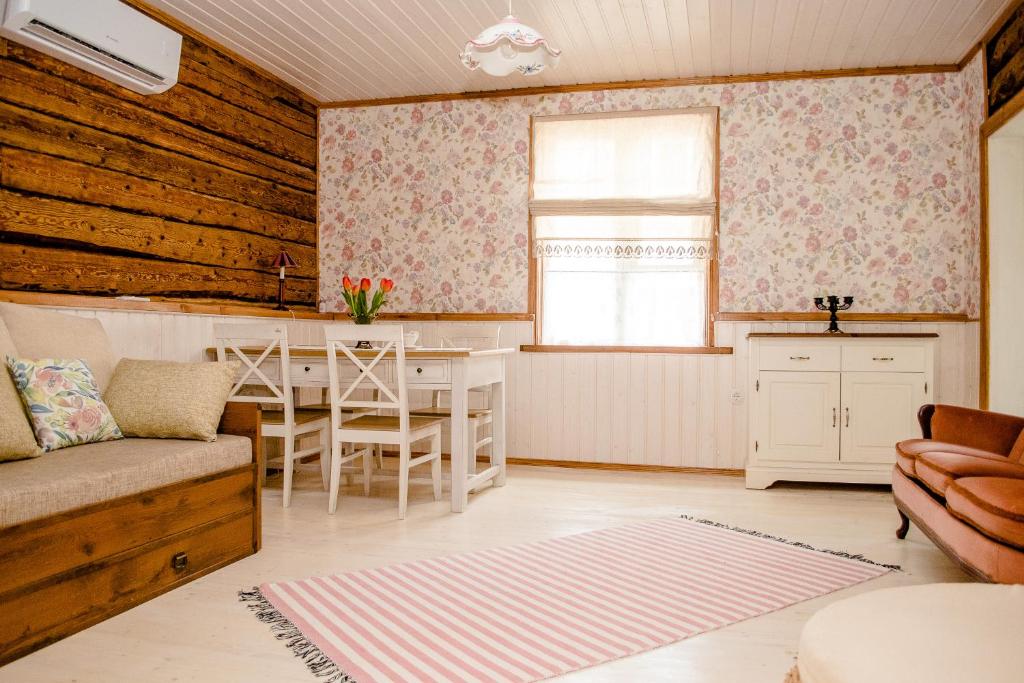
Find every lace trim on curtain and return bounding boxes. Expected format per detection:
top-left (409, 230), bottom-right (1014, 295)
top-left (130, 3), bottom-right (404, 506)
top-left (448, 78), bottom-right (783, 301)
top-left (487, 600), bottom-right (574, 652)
top-left (534, 239), bottom-right (712, 259)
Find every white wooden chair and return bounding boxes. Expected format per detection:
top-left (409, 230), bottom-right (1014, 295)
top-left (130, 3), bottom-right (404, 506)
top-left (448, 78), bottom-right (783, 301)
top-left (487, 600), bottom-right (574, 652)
top-left (215, 323), bottom-right (330, 508)
top-left (411, 325), bottom-right (501, 478)
top-left (324, 324), bottom-right (444, 519)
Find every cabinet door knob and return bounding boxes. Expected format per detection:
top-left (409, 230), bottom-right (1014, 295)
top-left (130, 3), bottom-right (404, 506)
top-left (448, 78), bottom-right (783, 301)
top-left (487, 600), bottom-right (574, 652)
top-left (304, 366), bottom-right (311, 372)
top-left (416, 367), bottom-right (423, 374)
top-left (789, 355), bottom-right (810, 361)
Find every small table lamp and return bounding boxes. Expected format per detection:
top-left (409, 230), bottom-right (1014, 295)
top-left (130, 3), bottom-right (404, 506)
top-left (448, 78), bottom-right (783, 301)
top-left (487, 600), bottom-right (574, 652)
top-left (272, 249), bottom-right (297, 310)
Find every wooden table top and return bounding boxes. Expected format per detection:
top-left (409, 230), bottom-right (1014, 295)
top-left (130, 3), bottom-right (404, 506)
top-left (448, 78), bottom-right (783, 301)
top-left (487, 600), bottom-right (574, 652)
top-left (206, 345), bottom-right (515, 359)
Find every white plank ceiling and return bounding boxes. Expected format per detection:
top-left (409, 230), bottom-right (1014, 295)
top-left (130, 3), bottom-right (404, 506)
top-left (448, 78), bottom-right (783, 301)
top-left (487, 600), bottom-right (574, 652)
top-left (145, 0), bottom-right (1012, 103)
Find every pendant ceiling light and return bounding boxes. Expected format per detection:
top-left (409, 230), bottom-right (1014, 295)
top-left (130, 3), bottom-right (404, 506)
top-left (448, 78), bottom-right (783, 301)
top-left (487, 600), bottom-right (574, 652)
top-left (460, 1), bottom-right (561, 77)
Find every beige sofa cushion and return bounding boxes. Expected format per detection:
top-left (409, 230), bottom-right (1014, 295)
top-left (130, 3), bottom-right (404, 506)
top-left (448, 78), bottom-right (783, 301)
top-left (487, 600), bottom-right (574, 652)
top-left (0, 435), bottom-right (252, 528)
top-left (0, 303), bottom-right (117, 392)
top-left (104, 359), bottom-right (241, 441)
top-left (0, 319), bottom-right (42, 462)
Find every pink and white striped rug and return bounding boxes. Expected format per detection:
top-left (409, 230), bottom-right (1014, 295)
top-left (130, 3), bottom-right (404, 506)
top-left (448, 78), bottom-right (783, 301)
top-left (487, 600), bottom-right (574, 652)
top-left (240, 517), bottom-right (896, 682)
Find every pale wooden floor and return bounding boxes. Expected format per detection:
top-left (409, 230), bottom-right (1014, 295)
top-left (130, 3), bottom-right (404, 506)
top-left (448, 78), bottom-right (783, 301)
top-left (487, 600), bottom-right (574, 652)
top-left (0, 464), bottom-right (968, 683)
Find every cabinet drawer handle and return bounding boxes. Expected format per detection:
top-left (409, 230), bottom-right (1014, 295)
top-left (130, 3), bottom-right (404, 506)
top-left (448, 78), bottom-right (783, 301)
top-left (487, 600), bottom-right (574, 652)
top-left (171, 551), bottom-right (188, 572)
top-left (304, 366), bottom-right (311, 372)
top-left (872, 357), bottom-right (894, 362)
top-left (416, 367), bottom-right (423, 374)
top-left (789, 355), bottom-right (811, 361)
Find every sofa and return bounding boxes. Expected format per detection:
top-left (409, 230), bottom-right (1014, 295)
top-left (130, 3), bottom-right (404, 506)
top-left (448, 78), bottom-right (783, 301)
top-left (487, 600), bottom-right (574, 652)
top-left (893, 403), bottom-right (1024, 583)
top-left (0, 303), bottom-right (262, 664)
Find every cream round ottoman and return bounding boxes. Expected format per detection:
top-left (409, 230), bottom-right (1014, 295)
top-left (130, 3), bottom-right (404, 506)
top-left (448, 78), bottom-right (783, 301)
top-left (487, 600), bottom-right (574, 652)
top-left (795, 583), bottom-right (1024, 683)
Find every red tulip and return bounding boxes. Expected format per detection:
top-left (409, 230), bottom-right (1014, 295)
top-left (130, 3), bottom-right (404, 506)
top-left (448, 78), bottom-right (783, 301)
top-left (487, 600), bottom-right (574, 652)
top-left (381, 278), bottom-right (394, 293)
top-left (360, 277), bottom-right (372, 292)
top-left (342, 275), bottom-right (353, 292)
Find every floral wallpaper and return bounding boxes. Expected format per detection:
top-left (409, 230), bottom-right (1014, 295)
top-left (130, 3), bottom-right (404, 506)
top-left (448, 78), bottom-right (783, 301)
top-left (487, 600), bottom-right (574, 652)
top-left (319, 60), bottom-right (984, 315)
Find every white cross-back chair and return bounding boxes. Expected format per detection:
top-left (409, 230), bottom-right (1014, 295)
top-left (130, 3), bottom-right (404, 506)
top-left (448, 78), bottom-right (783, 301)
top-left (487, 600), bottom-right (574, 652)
top-left (324, 324), bottom-right (444, 519)
top-left (411, 325), bottom-right (501, 478)
top-left (215, 323), bottom-right (330, 508)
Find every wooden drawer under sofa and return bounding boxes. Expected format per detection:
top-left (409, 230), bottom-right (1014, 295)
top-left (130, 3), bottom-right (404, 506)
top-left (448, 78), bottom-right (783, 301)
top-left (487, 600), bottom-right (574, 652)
top-left (0, 403), bottom-right (262, 666)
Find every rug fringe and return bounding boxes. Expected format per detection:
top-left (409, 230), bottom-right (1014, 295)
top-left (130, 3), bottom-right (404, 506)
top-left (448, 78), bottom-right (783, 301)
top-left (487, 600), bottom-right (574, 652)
top-left (679, 516), bottom-right (902, 571)
top-left (239, 588), bottom-right (356, 683)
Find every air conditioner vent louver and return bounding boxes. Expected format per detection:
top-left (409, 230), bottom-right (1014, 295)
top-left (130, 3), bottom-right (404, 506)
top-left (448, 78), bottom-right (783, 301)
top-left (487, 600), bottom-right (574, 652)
top-left (1, 0), bottom-right (181, 95)
top-left (23, 18), bottom-right (165, 85)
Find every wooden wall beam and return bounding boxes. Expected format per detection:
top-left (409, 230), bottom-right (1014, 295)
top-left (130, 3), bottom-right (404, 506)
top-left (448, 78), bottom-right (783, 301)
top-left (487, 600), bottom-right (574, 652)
top-left (0, 52), bottom-right (314, 192)
top-left (0, 190), bottom-right (317, 280)
top-left (0, 148), bottom-right (314, 245)
top-left (0, 244), bottom-right (316, 305)
top-left (0, 103), bottom-right (314, 222)
top-left (3, 40), bottom-right (315, 169)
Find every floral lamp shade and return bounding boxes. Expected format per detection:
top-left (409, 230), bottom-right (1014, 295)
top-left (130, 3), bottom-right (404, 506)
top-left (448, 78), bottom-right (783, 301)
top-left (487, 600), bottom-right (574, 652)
top-left (460, 12), bottom-right (561, 77)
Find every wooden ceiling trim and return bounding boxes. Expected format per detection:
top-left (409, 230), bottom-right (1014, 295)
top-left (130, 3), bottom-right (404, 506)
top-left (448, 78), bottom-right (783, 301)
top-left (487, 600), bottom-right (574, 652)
top-left (319, 63), bottom-right (960, 110)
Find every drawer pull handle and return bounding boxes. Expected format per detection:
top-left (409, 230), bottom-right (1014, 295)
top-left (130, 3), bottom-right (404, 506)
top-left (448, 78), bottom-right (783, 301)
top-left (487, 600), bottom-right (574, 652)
top-left (171, 552), bottom-right (189, 572)
top-left (872, 357), bottom-right (894, 362)
top-left (416, 367), bottom-right (423, 374)
top-left (304, 366), bottom-right (311, 372)
top-left (789, 356), bottom-right (811, 361)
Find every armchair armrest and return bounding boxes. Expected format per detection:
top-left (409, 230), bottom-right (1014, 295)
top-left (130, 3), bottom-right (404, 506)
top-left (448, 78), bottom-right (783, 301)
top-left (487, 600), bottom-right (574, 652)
top-left (918, 404), bottom-right (1024, 457)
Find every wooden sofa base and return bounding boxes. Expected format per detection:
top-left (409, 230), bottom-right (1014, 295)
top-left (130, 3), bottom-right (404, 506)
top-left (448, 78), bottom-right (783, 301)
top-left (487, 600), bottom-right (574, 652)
top-left (893, 466), bottom-right (1024, 584)
top-left (0, 403), bottom-right (261, 666)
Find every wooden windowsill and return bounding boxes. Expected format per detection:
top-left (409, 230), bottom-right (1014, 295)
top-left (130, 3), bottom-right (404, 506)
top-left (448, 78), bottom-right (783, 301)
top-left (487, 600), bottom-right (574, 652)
top-left (520, 344), bottom-right (733, 355)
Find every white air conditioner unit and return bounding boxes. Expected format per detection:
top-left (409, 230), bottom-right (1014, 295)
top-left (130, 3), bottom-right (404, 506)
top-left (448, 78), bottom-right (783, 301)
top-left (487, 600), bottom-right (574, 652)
top-left (0, 0), bottom-right (181, 94)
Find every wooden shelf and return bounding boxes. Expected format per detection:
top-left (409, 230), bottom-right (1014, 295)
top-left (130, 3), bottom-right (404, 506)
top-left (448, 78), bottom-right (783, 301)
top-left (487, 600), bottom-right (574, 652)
top-left (746, 332), bottom-right (940, 338)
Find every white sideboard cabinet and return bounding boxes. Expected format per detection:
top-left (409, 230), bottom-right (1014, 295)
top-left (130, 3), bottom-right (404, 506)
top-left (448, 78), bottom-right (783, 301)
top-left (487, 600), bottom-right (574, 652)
top-left (746, 333), bottom-right (936, 489)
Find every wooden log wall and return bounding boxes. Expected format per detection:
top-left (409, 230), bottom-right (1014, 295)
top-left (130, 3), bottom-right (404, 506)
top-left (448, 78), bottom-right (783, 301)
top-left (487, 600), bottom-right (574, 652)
top-left (987, 1), bottom-right (1024, 114)
top-left (0, 31), bottom-right (318, 307)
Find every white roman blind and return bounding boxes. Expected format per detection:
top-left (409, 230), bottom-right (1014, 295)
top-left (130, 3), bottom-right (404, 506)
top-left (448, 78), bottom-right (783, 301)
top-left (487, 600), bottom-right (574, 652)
top-left (531, 108), bottom-right (718, 347)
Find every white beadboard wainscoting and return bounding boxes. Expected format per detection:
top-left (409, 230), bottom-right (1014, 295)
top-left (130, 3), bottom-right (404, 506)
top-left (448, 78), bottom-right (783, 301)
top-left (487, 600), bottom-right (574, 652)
top-left (39, 305), bottom-right (978, 471)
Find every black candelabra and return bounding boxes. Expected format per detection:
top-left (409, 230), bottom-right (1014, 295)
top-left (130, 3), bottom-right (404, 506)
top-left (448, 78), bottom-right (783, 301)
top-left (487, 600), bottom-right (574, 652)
top-left (814, 295), bottom-right (854, 334)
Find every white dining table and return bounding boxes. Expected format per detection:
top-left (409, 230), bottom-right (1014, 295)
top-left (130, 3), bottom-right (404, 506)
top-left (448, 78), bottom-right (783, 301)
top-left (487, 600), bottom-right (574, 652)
top-left (210, 344), bottom-right (514, 512)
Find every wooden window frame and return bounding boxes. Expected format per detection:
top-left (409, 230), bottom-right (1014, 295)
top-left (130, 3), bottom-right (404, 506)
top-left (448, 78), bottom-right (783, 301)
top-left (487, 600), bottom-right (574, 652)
top-left (527, 107), bottom-right (721, 352)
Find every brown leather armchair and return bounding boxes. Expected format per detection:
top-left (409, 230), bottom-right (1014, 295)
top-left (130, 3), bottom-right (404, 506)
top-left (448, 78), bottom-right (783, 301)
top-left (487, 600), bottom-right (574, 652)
top-left (893, 404), bottom-right (1024, 583)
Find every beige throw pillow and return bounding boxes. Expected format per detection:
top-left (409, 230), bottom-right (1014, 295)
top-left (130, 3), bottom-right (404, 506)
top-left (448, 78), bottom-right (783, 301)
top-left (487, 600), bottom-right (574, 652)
top-left (0, 319), bottom-right (42, 461)
top-left (0, 303), bottom-right (118, 392)
top-left (104, 359), bottom-right (241, 442)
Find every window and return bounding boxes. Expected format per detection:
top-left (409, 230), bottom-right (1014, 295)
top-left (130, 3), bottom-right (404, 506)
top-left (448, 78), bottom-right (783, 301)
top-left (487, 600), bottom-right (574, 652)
top-left (530, 108), bottom-right (718, 347)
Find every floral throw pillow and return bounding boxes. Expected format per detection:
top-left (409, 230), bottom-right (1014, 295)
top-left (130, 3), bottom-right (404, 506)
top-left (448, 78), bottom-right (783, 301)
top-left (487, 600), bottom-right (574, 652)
top-left (5, 357), bottom-right (123, 452)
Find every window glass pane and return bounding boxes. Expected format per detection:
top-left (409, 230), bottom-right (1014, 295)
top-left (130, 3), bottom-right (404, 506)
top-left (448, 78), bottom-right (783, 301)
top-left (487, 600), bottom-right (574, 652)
top-left (534, 214), bottom-right (713, 240)
top-left (532, 110), bottom-right (716, 202)
top-left (541, 254), bottom-right (707, 346)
